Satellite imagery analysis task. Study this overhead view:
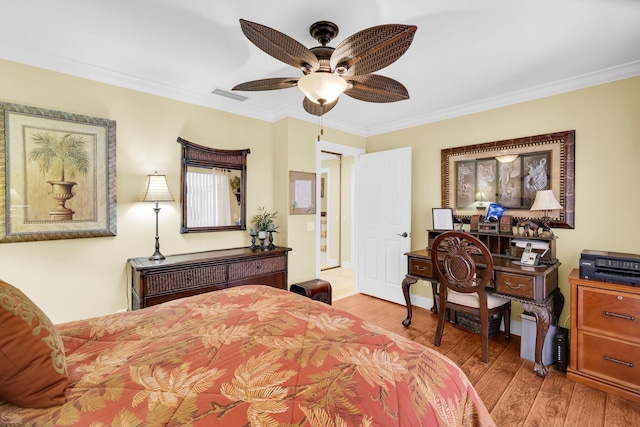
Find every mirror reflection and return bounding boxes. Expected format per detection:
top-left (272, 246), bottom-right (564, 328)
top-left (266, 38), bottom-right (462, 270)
top-left (178, 137), bottom-right (249, 233)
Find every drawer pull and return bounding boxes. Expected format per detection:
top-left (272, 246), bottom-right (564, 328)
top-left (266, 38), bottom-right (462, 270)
top-left (504, 280), bottom-right (525, 289)
top-left (416, 265), bottom-right (427, 271)
top-left (604, 356), bottom-right (634, 368)
top-left (604, 311), bottom-right (635, 321)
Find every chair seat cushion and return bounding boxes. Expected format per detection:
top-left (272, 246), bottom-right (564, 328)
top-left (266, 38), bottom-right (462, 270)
top-left (447, 288), bottom-right (507, 309)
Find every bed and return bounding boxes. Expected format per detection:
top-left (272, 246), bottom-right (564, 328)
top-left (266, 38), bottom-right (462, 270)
top-left (0, 281), bottom-right (495, 426)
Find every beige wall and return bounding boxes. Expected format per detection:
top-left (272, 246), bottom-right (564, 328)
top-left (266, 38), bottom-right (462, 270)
top-left (367, 76), bottom-right (640, 326)
top-left (0, 60), bottom-right (364, 323)
top-left (2, 57), bottom-right (638, 329)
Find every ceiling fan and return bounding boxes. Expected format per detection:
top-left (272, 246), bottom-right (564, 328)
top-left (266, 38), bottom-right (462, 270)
top-left (232, 19), bottom-right (417, 116)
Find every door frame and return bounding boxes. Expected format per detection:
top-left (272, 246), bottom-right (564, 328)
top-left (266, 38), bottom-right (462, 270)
top-left (316, 141), bottom-right (365, 280)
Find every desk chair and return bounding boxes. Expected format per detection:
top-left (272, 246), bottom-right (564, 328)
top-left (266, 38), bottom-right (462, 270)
top-left (431, 231), bottom-right (511, 363)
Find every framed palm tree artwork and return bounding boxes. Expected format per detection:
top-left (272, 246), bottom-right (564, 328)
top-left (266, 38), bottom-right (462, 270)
top-left (0, 102), bottom-right (116, 242)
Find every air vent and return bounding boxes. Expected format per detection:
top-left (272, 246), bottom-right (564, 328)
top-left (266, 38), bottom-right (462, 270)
top-left (211, 88), bottom-right (248, 102)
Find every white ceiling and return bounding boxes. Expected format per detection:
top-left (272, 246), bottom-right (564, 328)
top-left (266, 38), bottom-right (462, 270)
top-left (2, 0), bottom-right (639, 136)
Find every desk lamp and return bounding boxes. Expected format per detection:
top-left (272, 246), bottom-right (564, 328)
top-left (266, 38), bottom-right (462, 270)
top-left (141, 171), bottom-right (174, 260)
top-left (530, 190), bottom-right (562, 234)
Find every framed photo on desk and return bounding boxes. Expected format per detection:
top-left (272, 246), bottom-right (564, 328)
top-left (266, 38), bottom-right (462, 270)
top-left (432, 208), bottom-right (454, 230)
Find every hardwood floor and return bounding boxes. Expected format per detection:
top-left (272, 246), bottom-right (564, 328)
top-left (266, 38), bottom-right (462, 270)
top-left (333, 293), bottom-right (640, 426)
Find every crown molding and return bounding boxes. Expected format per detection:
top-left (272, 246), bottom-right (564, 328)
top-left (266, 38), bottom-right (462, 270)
top-left (3, 45), bottom-right (639, 138)
top-left (366, 60), bottom-right (640, 136)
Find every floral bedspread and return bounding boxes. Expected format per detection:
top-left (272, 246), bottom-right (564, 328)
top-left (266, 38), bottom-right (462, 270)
top-left (0, 285), bottom-right (495, 426)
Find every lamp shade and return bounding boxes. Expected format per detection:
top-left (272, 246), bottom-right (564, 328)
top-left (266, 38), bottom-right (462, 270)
top-left (530, 190), bottom-right (562, 211)
top-left (141, 172), bottom-right (174, 202)
top-left (297, 72), bottom-right (348, 105)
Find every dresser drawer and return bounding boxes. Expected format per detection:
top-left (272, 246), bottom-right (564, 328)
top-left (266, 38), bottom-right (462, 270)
top-left (495, 272), bottom-right (534, 299)
top-left (577, 331), bottom-right (640, 391)
top-left (145, 265), bottom-right (227, 295)
top-left (579, 286), bottom-right (640, 342)
top-left (409, 258), bottom-right (433, 278)
top-left (229, 256), bottom-right (286, 280)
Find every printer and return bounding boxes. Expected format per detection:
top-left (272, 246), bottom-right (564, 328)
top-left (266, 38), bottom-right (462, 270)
top-left (579, 249), bottom-right (640, 286)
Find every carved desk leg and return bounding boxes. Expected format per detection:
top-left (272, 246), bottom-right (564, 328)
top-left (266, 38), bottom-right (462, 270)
top-left (402, 275), bottom-right (419, 327)
top-left (521, 288), bottom-right (564, 377)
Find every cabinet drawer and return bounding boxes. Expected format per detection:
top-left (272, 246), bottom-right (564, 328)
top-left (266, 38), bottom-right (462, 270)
top-left (577, 331), bottom-right (640, 391)
top-left (579, 286), bottom-right (640, 342)
top-left (229, 256), bottom-right (285, 280)
top-left (495, 272), bottom-right (534, 299)
top-left (409, 258), bottom-right (433, 278)
top-left (228, 272), bottom-right (286, 289)
top-left (145, 265), bottom-right (227, 295)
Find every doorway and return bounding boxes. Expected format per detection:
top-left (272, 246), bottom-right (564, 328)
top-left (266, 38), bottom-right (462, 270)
top-left (316, 142), bottom-right (364, 301)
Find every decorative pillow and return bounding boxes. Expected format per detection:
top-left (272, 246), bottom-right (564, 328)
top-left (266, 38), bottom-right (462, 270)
top-left (0, 280), bottom-right (68, 408)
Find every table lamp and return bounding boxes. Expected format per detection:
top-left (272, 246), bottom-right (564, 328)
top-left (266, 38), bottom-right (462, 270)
top-left (141, 171), bottom-right (174, 260)
top-left (530, 190), bottom-right (562, 234)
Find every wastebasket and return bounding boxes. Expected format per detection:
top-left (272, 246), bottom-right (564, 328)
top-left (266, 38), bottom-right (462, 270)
top-left (520, 312), bottom-right (556, 366)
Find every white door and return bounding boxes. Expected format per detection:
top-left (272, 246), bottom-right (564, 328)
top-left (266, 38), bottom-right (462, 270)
top-left (357, 147), bottom-right (411, 304)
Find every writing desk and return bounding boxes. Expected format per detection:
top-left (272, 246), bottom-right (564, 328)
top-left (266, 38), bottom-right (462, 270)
top-left (402, 248), bottom-right (562, 377)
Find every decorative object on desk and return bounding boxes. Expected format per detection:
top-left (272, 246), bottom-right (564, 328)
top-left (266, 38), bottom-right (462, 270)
top-left (530, 189), bottom-right (563, 236)
top-left (478, 216), bottom-right (500, 234)
top-left (470, 214), bottom-right (481, 232)
top-left (141, 171), bottom-right (174, 261)
top-left (455, 217), bottom-right (465, 232)
top-left (516, 218), bottom-right (539, 237)
top-left (441, 130), bottom-right (575, 229)
top-left (485, 203), bottom-right (506, 221)
top-left (499, 214), bottom-right (513, 234)
top-left (432, 208), bottom-right (454, 230)
top-left (252, 206), bottom-right (278, 250)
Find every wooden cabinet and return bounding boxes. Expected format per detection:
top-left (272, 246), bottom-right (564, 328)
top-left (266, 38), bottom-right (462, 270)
top-left (567, 269), bottom-right (640, 403)
top-left (128, 246), bottom-right (291, 310)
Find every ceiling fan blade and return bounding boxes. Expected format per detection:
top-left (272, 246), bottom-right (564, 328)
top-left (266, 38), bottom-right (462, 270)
top-left (344, 74), bottom-right (409, 103)
top-left (330, 24), bottom-right (417, 76)
top-left (240, 19), bottom-right (320, 72)
top-left (303, 97), bottom-right (338, 116)
top-left (232, 77), bottom-right (299, 91)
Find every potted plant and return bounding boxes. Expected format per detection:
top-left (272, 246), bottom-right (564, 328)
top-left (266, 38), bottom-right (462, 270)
top-left (251, 206), bottom-right (277, 239)
top-left (27, 131), bottom-right (90, 220)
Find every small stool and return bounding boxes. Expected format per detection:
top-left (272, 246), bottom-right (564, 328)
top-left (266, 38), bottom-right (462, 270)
top-left (290, 279), bottom-right (332, 305)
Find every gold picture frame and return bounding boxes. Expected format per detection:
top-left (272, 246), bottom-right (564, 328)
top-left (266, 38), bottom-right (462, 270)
top-left (1, 102), bottom-right (117, 242)
top-left (289, 171), bottom-right (316, 215)
top-left (441, 130), bottom-right (575, 229)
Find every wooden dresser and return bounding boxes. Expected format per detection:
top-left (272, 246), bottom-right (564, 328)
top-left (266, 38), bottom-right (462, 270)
top-left (128, 246), bottom-right (291, 310)
top-left (567, 269), bottom-right (640, 403)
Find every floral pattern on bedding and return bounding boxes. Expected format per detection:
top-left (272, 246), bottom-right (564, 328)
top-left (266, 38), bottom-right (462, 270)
top-left (0, 285), bottom-right (495, 426)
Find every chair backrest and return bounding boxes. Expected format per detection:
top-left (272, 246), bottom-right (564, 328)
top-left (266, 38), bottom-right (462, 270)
top-left (430, 231), bottom-right (494, 295)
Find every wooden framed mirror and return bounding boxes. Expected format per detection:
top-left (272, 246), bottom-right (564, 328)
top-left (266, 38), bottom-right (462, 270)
top-left (177, 137), bottom-right (250, 233)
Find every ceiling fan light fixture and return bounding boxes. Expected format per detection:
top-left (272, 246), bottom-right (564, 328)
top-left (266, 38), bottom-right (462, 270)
top-left (297, 72), bottom-right (347, 105)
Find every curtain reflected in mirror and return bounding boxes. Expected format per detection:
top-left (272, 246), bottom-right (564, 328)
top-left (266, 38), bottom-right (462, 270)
top-left (186, 167), bottom-right (243, 227)
top-left (178, 137), bottom-right (249, 233)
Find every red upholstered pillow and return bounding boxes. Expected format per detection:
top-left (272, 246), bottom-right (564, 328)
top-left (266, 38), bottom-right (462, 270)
top-left (0, 280), bottom-right (68, 408)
